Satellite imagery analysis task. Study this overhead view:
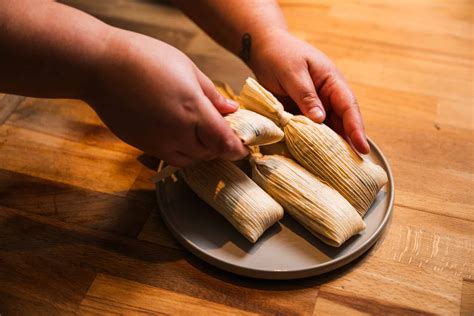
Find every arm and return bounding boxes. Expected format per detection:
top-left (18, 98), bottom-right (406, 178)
top-left (0, 0), bottom-right (108, 98)
top-left (0, 0), bottom-right (247, 166)
top-left (173, 0), bottom-right (370, 154)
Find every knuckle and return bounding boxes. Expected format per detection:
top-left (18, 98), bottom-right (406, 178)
top-left (300, 91), bottom-right (318, 105)
top-left (344, 102), bottom-right (360, 118)
top-left (346, 120), bottom-right (359, 134)
top-left (179, 95), bottom-right (200, 115)
top-left (214, 91), bottom-right (226, 104)
top-left (220, 137), bottom-right (237, 152)
top-left (351, 98), bottom-right (360, 110)
top-left (323, 75), bottom-right (339, 91)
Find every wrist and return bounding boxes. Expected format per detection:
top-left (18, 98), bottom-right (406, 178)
top-left (77, 24), bottom-right (120, 102)
top-left (245, 28), bottom-right (289, 71)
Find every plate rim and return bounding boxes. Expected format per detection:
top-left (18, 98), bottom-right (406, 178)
top-left (157, 138), bottom-right (395, 279)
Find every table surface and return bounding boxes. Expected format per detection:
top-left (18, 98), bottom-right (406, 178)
top-left (1, 0), bottom-right (473, 315)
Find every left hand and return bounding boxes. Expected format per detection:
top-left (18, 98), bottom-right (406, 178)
top-left (248, 29), bottom-right (370, 154)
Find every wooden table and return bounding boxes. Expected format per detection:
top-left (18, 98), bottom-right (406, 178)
top-left (1, 1), bottom-right (472, 314)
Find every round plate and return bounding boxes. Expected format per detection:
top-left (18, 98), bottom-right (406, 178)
top-left (156, 140), bottom-right (394, 279)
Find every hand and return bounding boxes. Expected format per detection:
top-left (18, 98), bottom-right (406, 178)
top-left (248, 30), bottom-right (370, 154)
top-left (86, 29), bottom-right (248, 167)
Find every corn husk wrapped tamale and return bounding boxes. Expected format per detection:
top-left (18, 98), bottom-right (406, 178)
top-left (182, 159), bottom-right (284, 243)
top-left (250, 152), bottom-right (366, 246)
top-left (239, 77), bottom-right (388, 216)
top-left (225, 109), bottom-right (284, 146)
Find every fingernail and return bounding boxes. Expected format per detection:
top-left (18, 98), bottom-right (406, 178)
top-left (308, 107), bottom-right (324, 121)
top-left (354, 130), bottom-right (370, 154)
top-left (363, 137), bottom-right (370, 153)
top-left (226, 99), bottom-right (239, 109)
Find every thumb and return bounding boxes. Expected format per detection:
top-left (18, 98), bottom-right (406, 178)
top-left (195, 97), bottom-right (249, 161)
top-left (196, 70), bottom-right (239, 115)
top-left (279, 69), bottom-right (325, 123)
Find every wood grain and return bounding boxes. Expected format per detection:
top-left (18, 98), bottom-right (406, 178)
top-left (372, 205), bottom-right (473, 280)
top-left (0, 94), bottom-right (24, 125)
top-left (0, 125), bottom-right (142, 196)
top-left (137, 207), bottom-right (182, 250)
top-left (316, 257), bottom-right (462, 315)
top-left (79, 274), bottom-right (258, 315)
top-left (0, 206), bottom-right (320, 315)
top-left (7, 98), bottom-right (138, 154)
top-left (0, 169), bottom-right (151, 237)
top-left (1, 0), bottom-right (473, 314)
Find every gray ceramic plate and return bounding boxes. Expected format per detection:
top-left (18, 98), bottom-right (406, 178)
top-left (156, 140), bottom-right (394, 279)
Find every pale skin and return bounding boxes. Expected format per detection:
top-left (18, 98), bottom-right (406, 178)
top-left (0, 0), bottom-right (369, 168)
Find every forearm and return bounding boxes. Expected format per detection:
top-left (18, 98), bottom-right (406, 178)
top-left (172, 0), bottom-right (287, 60)
top-left (0, 0), bottom-right (111, 99)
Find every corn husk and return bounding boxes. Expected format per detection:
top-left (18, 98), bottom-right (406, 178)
top-left (214, 81), bottom-right (237, 101)
top-left (224, 109), bottom-right (284, 146)
top-left (259, 141), bottom-right (294, 159)
top-left (182, 159), bottom-right (284, 243)
top-left (250, 153), bottom-right (365, 247)
top-left (240, 77), bottom-right (388, 216)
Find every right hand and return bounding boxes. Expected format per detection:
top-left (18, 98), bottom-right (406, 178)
top-left (248, 30), bottom-right (370, 154)
top-left (85, 28), bottom-right (248, 167)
